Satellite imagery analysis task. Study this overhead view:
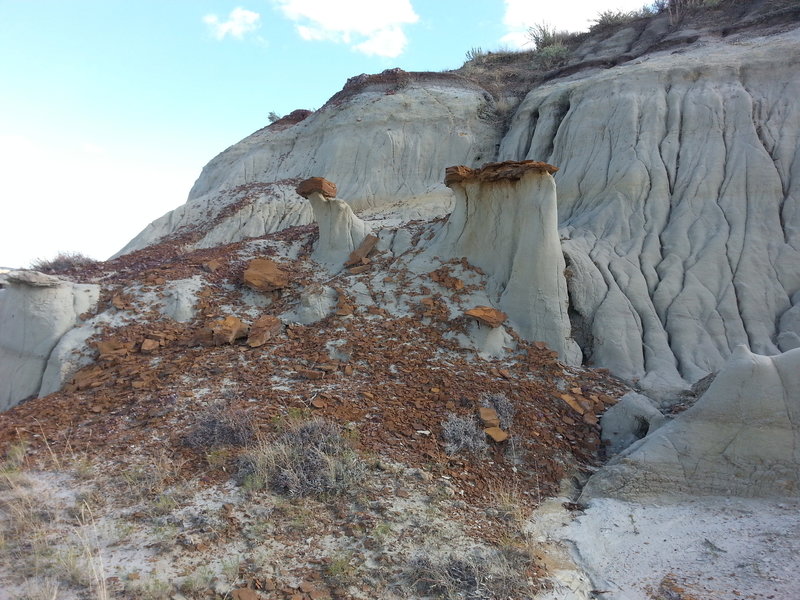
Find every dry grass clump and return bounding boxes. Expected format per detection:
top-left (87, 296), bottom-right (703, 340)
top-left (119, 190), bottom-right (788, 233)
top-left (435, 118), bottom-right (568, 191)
top-left (441, 414), bottom-right (487, 457)
top-left (591, 0), bottom-right (725, 30)
top-left (1, 466), bottom-right (110, 599)
top-left (526, 23), bottom-right (575, 49)
top-left (238, 418), bottom-right (364, 498)
top-left (183, 406), bottom-right (256, 449)
top-left (30, 251), bottom-right (98, 275)
top-left (119, 451), bottom-right (185, 502)
top-left (405, 548), bottom-right (536, 599)
top-left (525, 24), bottom-right (576, 71)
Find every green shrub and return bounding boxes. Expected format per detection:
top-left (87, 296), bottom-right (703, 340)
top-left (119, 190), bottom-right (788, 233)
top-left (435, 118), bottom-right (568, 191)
top-left (464, 46), bottom-right (487, 63)
top-left (533, 43), bottom-right (571, 70)
top-left (590, 9), bottom-right (642, 30)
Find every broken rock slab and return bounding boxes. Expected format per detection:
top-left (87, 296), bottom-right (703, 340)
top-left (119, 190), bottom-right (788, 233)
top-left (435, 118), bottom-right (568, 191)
top-left (429, 161), bottom-right (580, 363)
top-left (210, 316), bottom-right (249, 345)
top-left (0, 271), bottom-right (99, 410)
top-left (582, 345), bottom-right (800, 501)
top-left (345, 233), bottom-right (378, 267)
top-left (465, 306), bottom-right (507, 328)
top-left (247, 315), bottom-right (282, 348)
top-left (296, 177), bottom-right (371, 269)
top-left (242, 258), bottom-right (289, 292)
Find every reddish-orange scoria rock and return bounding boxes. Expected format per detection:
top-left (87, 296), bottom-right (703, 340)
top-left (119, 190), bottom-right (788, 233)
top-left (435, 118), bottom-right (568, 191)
top-left (464, 306), bottom-right (508, 328)
top-left (296, 177), bottom-right (337, 199)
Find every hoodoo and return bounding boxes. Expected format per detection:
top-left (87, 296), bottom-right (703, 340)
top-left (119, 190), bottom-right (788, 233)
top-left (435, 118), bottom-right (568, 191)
top-left (296, 177), bottom-right (372, 269)
top-left (431, 161), bottom-right (580, 362)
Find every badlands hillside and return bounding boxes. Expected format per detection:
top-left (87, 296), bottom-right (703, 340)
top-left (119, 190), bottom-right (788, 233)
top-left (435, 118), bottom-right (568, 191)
top-left (1, 1), bottom-right (800, 599)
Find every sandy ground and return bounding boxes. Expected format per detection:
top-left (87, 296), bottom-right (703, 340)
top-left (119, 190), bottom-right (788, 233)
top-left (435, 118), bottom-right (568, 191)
top-left (558, 496), bottom-right (800, 600)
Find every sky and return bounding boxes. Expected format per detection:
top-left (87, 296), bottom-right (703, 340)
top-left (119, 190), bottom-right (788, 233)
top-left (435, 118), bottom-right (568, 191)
top-left (0, 0), bottom-right (647, 268)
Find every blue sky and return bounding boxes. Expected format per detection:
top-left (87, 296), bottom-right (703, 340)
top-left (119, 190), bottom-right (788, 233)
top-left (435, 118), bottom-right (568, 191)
top-left (0, 0), bottom-right (645, 268)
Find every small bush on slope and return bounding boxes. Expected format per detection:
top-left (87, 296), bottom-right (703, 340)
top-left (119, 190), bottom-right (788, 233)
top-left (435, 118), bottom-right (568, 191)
top-left (406, 548), bottom-right (535, 599)
top-left (238, 418), bottom-right (364, 498)
top-left (183, 406), bottom-right (255, 449)
top-left (533, 43), bottom-right (572, 70)
top-left (526, 23), bottom-right (574, 49)
top-left (30, 251), bottom-right (98, 275)
top-left (441, 413), bottom-right (487, 457)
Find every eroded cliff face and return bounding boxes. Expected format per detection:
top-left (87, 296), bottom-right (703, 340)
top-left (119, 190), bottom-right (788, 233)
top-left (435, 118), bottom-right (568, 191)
top-left (0, 271), bottom-right (99, 410)
top-left (500, 27), bottom-right (800, 391)
top-left (117, 73), bottom-right (502, 256)
top-left (112, 8), bottom-right (800, 395)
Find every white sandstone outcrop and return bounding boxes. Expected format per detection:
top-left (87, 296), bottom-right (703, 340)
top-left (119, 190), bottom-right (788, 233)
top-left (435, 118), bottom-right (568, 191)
top-left (429, 161), bottom-right (580, 363)
top-left (599, 391), bottom-right (668, 456)
top-left (117, 72), bottom-right (502, 255)
top-left (280, 284), bottom-right (338, 325)
top-left (38, 323), bottom-right (98, 398)
top-left (582, 345), bottom-right (800, 500)
top-left (0, 271), bottom-right (99, 410)
top-left (500, 27), bottom-right (800, 392)
top-left (114, 180), bottom-right (314, 257)
top-left (295, 177), bottom-right (371, 268)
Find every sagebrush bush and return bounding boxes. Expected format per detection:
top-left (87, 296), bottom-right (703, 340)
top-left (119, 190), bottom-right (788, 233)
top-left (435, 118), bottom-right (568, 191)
top-left (238, 418), bottom-right (364, 498)
top-left (441, 414), bottom-right (487, 456)
top-left (406, 548), bottom-right (533, 599)
top-left (30, 252), bottom-right (98, 274)
top-left (533, 43), bottom-right (571, 70)
top-left (481, 393), bottom-right (515, 430)
top-left (183, 407), bottom-right (256, 449)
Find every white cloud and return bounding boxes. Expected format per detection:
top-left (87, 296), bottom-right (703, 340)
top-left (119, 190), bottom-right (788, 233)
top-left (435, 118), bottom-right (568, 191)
top-left (272, 0), bottom-right (419, 58)
top-left (500, 0), bottom-right (650, 49)
top-left (81, 141), bottom-right (107, 155)
top-left (203, 7), bottom-right (261, 40)
top-left (353, 27), bottom-right (408, 57)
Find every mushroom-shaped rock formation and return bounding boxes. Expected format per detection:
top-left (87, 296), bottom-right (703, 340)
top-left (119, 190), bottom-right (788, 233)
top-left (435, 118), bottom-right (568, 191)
top-left (296, 177), bottom-right (371, 268)
top-left (431, 161), bottom-right (580, 363)
top-left (0, 271), bottom-right (100, 410)
top-left (582, 346), bottom-right (800, 501)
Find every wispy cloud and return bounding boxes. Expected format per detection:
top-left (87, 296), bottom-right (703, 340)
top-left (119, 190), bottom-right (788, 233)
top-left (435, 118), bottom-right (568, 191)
top-left (272, 0), bottom-right (419, 58)
top-left (204, 7), bottom-right (261, 40)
